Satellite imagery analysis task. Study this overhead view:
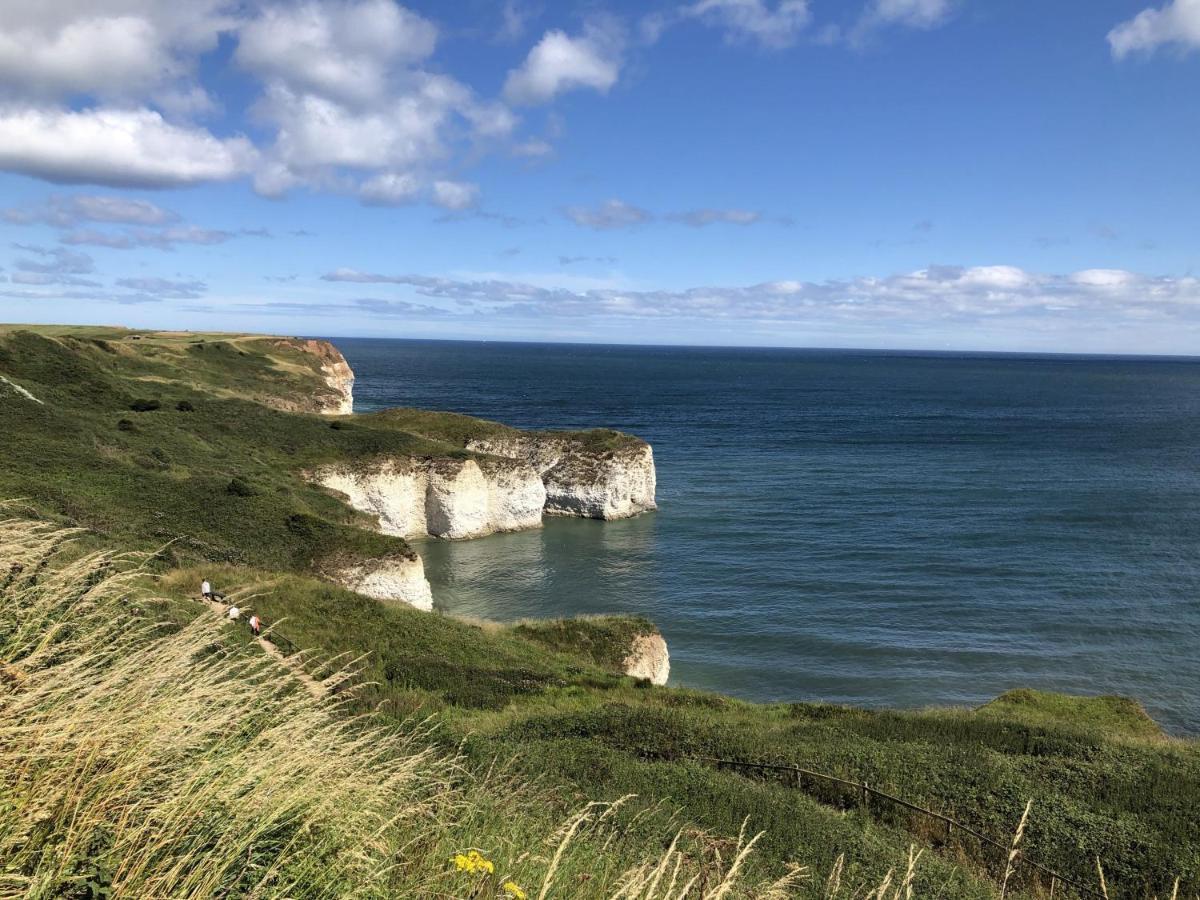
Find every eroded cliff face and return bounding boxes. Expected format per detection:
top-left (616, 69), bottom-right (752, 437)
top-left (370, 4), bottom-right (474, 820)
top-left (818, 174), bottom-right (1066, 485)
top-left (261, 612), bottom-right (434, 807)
top-left (466, 436), bottom-right (657, 520)
top-left (312, 456), bottom-right (546, 540)
top-left (330, 554), bottom-right (434, 611)
top-left (271, 338), bottom-right (354, 415)
top-left (623, 632), bottom-right (670, 685)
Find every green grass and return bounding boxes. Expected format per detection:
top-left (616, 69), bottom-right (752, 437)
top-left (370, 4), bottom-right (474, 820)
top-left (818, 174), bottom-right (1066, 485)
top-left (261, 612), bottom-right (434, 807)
top-left (151, 563), bottom-right (1200, 899)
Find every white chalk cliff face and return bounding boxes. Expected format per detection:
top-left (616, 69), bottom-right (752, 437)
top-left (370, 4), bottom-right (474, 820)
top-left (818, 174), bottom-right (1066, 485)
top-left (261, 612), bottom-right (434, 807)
top-left (466, 436), bottom-right (657, 520)
top-left (332, 554), bottom-right (433, 611)
top-left (624, 632), bottom-right (670, 685)
top-left (312, 456), bottom-right (546, 540)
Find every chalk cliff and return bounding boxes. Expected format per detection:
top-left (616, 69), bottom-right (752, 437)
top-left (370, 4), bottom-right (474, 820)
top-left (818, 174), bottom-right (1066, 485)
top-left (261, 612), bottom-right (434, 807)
top-left (623, 632), bottom-right (670, 686)
top-left (466, 435), bottom-right (657, 520)
top-left (312, 456), bottom-right (546, 540)
top-left (330, 553), bottom-right (433, 611)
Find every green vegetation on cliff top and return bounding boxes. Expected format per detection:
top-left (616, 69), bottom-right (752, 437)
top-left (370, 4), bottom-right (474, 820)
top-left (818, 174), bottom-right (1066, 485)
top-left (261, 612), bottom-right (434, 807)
top-left (1, 325), bottom-right (1197, 899)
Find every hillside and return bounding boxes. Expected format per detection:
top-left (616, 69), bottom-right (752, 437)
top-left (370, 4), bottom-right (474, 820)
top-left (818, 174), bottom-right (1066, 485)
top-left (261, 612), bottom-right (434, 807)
top-left (1, 325), bottom-right (1197, 899)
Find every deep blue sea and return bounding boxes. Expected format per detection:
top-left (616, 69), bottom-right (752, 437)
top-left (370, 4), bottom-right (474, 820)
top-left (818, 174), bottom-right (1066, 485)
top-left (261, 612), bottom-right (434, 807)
top-left (334, 339), bottom-right (1200, 735)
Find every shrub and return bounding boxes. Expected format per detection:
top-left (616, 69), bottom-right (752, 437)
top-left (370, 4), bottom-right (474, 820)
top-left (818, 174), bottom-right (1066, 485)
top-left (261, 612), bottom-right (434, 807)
top-left (117, 419), bottom-right (135, 432)
top-left (226, 476), bottom-right (258, 497)
top-left (130, 398), bottom-right (161, 412)
top-left (176, 400), bottom-right (195, 412)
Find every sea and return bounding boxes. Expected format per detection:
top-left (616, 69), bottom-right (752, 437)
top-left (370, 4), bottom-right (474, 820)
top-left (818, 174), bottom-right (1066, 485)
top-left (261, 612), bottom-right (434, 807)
top-left (335, 338), bottom-right (1200, 735)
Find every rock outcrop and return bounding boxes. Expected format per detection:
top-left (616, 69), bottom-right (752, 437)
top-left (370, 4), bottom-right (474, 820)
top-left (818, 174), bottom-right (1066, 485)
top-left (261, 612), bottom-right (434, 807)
top-left (330, 553), bottom-right (433, 611)
top-left (312, 456), bottom-right (546, 540)
top-left (623, 632), bottom-right (670, 685)
top-left (465, 436), bottom-right (657, 520)
top-left (272, 338), bottom-right (354, 415)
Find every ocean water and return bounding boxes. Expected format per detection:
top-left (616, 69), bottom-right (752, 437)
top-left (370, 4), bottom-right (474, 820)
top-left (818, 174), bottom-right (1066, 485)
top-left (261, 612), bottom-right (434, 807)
top-left (336, 339), bottom-right (1200, 735)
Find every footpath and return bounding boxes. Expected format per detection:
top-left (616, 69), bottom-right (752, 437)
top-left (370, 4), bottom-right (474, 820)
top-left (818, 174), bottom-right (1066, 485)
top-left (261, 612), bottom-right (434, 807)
top-left (201, 597), bottom-right (328, 700)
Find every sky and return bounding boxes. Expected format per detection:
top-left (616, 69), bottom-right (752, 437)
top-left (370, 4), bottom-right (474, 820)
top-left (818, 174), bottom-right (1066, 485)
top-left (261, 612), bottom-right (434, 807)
top-left (0, 0), bottom-right (1198, 353)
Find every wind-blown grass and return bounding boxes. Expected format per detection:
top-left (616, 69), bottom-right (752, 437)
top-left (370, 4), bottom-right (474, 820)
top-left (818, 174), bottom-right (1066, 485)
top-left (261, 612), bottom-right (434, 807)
top-left (0, 516), bottom-right (845, 899)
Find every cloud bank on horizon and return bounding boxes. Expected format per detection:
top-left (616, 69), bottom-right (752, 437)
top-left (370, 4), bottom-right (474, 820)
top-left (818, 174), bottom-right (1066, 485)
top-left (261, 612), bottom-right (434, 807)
top-left (0, 0), bottom-right (1197, 352)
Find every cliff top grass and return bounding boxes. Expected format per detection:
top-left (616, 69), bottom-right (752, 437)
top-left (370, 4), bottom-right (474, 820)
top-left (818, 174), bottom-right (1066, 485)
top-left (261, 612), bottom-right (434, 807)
top-left (372, 406), bottom-right (648, 454)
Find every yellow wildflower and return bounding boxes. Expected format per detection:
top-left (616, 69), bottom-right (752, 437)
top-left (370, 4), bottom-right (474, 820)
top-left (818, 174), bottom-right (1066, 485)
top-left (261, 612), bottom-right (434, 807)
top-left (503, 881), bottom-right (527, 900)
top-left (450, 849), bottom-right (495, 875)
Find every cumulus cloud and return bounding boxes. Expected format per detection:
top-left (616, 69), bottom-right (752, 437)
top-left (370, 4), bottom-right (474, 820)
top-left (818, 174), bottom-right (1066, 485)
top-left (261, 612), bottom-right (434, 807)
top-left (0, 107), bottom-right (255, 188)
top-left (504, 25), bottom-right (623, 104)
top-left (318, 264), bottom-right (1200, 327)
top-left (239, 1), bottom-right (514, 204)
top-left (0, 1), bottom-right (233, 104)
top-left (678, 0), bottom-right (811, 49)
top-left (432, 180), bottom-right (480, 211)
top-left (564, 199), bottom-right (766, 230)
top-left (0, 1), bottom-right (520, 209)
top-left (235, 0), bottom-right (437, 106)
top-left (1109, 0), bottom-right (1200, 58)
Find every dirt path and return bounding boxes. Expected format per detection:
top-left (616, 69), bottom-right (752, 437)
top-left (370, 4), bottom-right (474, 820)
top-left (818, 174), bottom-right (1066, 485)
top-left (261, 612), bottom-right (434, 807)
top-left (202, 598), bottom-right (327, 700)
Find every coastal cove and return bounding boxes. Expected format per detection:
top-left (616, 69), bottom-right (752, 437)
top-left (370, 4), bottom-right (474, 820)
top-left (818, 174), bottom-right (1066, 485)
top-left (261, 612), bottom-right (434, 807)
top-left (342, 338), bottom-right (1200, 735)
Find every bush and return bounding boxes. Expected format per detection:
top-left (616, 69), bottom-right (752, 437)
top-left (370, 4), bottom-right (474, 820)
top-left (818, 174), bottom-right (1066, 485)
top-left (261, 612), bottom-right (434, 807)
top-left (176, 400), bottom-right (195, 412)
top-left (226, 477), bottom-right (258, 497)
top-left (130, 398), bottom-right (161, 412)
top-left (117, 419), bottom-right (135, 432)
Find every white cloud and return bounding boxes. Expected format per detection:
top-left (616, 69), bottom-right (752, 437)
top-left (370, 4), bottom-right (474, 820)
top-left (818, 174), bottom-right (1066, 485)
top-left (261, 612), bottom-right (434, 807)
top-left (236, 0), bottom-right (437, 106)
top-left (3, 194), bottom-right (177, 227)
top-left (359, 171), bottom-right (422, 206)
top-left (564, 200), bottom-right (767, 229)
top-left (316, 264), bottom-right (1200, 327)
top-left (0, 1), bottom-right (234, 103)
top-left (13, 244), bottom-right (95, 275)
top-left (564, 199), bottom-right (652, 230)
top-left (861, 0), bottom-right (955, 29)
top-left (432, 180), bottom-right (480, 211)
top-left (667, 208), bottom-right (762, 226)
top-left (1108, 0), bottom-right (1200, 58)
top-left (115, 276), bottom-right (207, 299)
top-left (238, 1), bottom-right (514, 205)
top-left (679, 0), bottom-right (811, 49)
top-left (0, 106), bottom-right (255, 187)
top-left (504, 27), bottom-right (622, 105)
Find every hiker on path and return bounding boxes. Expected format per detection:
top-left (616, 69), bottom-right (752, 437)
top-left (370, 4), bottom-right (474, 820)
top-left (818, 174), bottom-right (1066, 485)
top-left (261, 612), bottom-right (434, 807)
top-left (201, 579), bottom-right (213, 600)
top-left (227, 605), bottom-right (241, 621)
top-left (249, 614), bottom-right (262, 637)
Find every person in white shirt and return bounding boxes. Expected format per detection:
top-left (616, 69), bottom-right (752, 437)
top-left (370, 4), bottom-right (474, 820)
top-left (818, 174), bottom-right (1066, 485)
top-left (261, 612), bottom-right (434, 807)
top-left (249, 614), bottom-right (262, 637)
top-left (201, 579), bottom-right (212, 600)
top-left (227, 606), bottom-right (240, 621)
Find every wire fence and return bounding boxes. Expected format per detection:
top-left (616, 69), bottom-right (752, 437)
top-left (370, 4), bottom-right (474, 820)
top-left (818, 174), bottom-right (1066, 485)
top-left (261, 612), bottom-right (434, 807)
top-left (664, 753), bottom-right (1103, 899)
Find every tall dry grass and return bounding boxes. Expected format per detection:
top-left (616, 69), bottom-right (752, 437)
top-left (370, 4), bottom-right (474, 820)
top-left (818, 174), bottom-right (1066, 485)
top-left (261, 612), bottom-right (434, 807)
top-left (0, 516), bottom-right (848, 899)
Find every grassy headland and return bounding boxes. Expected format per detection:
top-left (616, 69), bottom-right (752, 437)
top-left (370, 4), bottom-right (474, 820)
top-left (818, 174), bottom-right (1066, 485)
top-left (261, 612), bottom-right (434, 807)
top-left (1, 325), bottom-right (1196, 899)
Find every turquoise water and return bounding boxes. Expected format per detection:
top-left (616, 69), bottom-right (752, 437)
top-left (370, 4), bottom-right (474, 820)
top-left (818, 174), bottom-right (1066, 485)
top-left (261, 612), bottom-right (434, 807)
top-left (336, 339), bottom-right (1200, 734)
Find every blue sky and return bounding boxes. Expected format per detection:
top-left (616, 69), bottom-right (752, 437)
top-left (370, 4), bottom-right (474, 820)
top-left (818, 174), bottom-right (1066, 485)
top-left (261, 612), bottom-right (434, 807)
top-left (0, 0), bottom-right (1198, 352)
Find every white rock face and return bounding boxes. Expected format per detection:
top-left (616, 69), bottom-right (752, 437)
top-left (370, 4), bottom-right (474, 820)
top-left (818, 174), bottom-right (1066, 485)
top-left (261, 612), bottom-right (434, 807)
top-left (332, 555), bottom-right (434, 611)
top-left (467, 437), bottom-right (657, 521)
top-left (320, 358), bottom-right (354, 416)
top-left (623, 632), bottom-right (670, 685)
top-left (311, 457), bottom-right (545, 540)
